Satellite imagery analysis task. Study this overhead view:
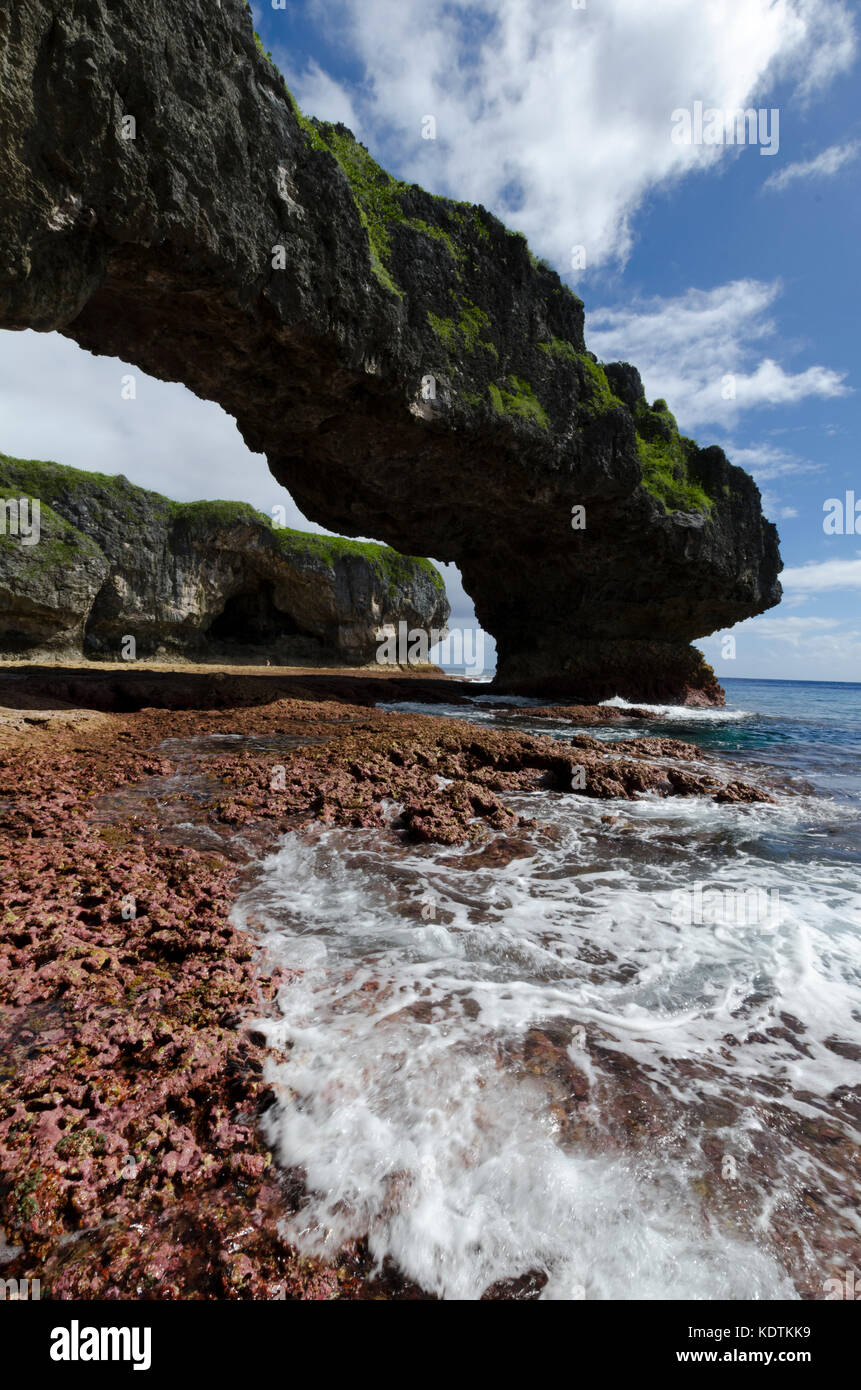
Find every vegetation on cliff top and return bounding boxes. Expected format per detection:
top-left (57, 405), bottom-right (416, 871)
top-left (265, 32), bottom-right (582, 336)
top-left (0, 454), bottom-right (445, 591)
top-left (536, 348), bottom-right (712, 513)
top-left (272, 527), bottom-right (445, 601)
top-left (0, 493), bottom-right (104, 573)
top-left (0, 454), bottom-right (176, 533)
top-left (632, 403), bottom-right (714, 515)
top-left (258, 38), bottom-right (719, 517)
top-left (305, 119), bottom-right (504, 303)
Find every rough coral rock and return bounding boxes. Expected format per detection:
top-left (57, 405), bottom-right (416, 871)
top-left (0, 0), bottom-right (781, 700)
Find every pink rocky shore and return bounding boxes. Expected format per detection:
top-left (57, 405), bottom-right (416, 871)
top-left (0, 684), bottom-right (774, 1299)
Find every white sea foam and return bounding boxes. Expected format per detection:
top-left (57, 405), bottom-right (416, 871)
top-left (381, 696), bottom-right (753, 745)
top-left (234, 781), bottom-right (861, 1299)
top-left (600, 696), bottom-right (753, 723)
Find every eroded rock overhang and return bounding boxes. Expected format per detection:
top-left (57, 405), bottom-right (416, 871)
top-left (0, 0), bottom-right (782, 702)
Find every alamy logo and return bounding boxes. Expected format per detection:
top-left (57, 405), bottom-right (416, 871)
top-left (0, 1276), bottom-right (40, 1300)
top-left (824, 1270), bottom-right (861, 1300)
top-left (50, 1320), bottom-right (152, 1371)
top-left (671, 102), bottom-right (779, 156)
top-left (671, 883), bottom-right (781, 928)
top-left (823, 492), bottom-right (861, 534)
top-left (376, 620), bottom-right (486, 678)
top-left (0, 497), bottom-right (40, 545)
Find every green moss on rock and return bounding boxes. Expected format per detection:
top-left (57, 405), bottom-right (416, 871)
top-left (579, 356), bottom-right (624, 414)
top-left (308, 121), bottom-right (501, 306)
top-left (539, 342), bottom-right (626, 418)
top-left (489, 377), bottom-right (550, 430)
top-left (0, 452), bottom-right (174, 531)
top-left (310, 123), bottom-right (409, 296)
top-left (272, 525), bottom-right (445, 603)
top-left (411, 219), bottom-right (465, 265)
top-left (0, 453), bottom-right (446, 596)
top-left (538, 336), bottom-right (580, 366)
top-left (0, 496), bottom-right (104, 573)
top-left (428, 300), bottom-right (496, 358)
top-left (633, 403), bottom-right (714, 515)
top-left (524, 353), bottom-right (715, 515)
top-left (252, 30), bottom-right (273, 62)
top-left (171, 499), bottom-right (264, 531)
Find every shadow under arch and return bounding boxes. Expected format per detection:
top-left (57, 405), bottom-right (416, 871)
top-left (0, 0), bottom-right (781, 702)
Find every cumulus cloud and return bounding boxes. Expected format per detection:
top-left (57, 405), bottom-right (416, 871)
top-left (699, 613), bottom-right (861, 679)
top-left (587, 280), bottom-right (850, 430)
top-left (292, 59), bottom-right (361, 131)
top-left (764, 140), bottom-right (861, 191)
top-left (275, 0), bottom-right (857, 270)
top-left (781, 557), bottom-right (861, 591)
top-left (759, 491), bottom-right (800, 520)
top-left (723, 443), bottom-right (823, 481)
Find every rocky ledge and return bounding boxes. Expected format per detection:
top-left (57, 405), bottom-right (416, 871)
top-left (0, 454), bottom-right (449, 663)
top-left (0, 693), bottom-right (774, 1298)
top-left (0, 0), bottom-right (781, 702)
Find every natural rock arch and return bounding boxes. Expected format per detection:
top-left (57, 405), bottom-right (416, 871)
top-left (0, 0), bottom-right (781, 701)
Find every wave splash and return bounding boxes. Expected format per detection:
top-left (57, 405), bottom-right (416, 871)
top-left (235, 779), bottom-right (860, 1298)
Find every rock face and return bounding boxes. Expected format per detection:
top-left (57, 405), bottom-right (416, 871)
top-left (0, 493), bottom-right (109, 652)
top-left (0, 456), bottom-right (449, 662)
top-left (0, 0), bottom-right (782, 701)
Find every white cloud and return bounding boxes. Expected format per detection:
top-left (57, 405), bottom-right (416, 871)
top-left (764, 140), bottom-right (861, 191)
top-left (292, 59), bottom-right (361, 131)
top-left (277, 0), bottom-right (857, 270)
top-left (723, 443), bottom-right (822, 481)
top-left (781, 557), bottom-right (861, 591)
top-left (587, 280), bottom-right (850, 430)
top-left (760, 490), bottom-right (800, 520)
top-left (737, 615), bottom-right (841, 638)
top-left (0, 329), bottom-right (310, 524)
top-left (700, 612), bottom-right (861, 679)
top-left (780, 3), bottom-right (858, 100)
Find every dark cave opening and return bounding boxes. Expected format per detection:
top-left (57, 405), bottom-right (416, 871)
top-left (207, 581), bottom-right (301, 646)
top-left (0, 626), bottom-right (49, 655)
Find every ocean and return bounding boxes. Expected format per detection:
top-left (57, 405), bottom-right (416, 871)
top-left (234, 679), bottom-right (861, 1299)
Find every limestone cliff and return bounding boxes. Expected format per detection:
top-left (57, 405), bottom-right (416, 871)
top-left (0, 0), bottom-right (782, 700)
top-left (0, 455), bottom-right (449, 662)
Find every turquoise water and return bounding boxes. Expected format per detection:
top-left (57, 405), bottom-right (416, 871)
top-left (391, 677), bottom-right (861, 804)
top-left (676, 679), bottom-right (861, 805)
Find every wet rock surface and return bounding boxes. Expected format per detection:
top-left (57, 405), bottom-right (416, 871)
top-left (0, 683), bottom-right (778, 1298)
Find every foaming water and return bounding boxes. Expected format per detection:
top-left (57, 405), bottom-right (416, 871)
top-left (600, 695), bottom-right (752, 724)
top-left (235, 680), bottom-right (861, 1299)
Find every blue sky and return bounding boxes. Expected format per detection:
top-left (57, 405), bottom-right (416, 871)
top-left (2, 0), bottom-right (859, 682)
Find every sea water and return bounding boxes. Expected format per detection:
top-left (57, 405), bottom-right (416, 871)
top-left (233, 679), bottom-right (861, 1299)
